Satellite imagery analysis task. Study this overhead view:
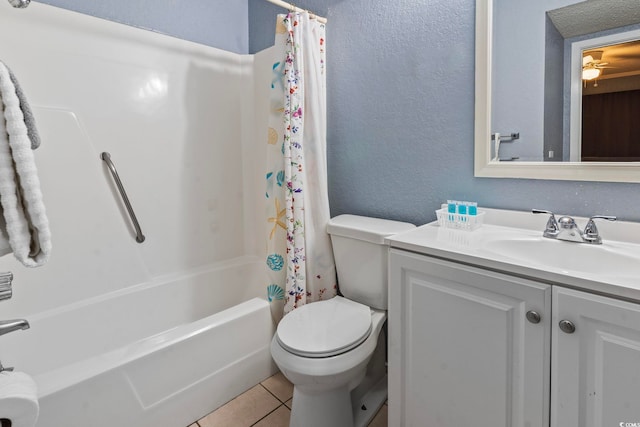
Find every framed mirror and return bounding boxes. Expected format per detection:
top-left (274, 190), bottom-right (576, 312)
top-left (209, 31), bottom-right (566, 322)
top-left (475, 0), bottom-right (640, 182)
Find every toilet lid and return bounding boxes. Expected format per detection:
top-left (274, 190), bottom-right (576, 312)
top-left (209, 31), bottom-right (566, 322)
top-left (276, 296), bottom-right (372, 358)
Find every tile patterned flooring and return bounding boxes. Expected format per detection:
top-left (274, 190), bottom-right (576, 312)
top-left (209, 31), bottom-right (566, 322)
top-left (188, 372), bottom-right (388, 427)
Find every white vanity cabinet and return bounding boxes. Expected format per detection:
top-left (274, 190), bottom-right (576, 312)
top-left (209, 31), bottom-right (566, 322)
top-left (388, 249), bottom-right (551, 427)
top-left (551, 287), bottom-right (640, 427)
top-left (389, 248), bottom-right (640, 427)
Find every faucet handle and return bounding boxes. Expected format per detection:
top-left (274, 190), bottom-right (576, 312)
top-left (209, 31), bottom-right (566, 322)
top-left (583, 215), bottom-right (616, 244)
top-left (588, 215), bottom-right (617, 222)
top-left (532, 209), bottom-right (559, 236)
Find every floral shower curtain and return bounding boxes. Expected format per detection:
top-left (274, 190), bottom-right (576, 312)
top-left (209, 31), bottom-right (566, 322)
top-left (265, 12), bottom-right (336, 320)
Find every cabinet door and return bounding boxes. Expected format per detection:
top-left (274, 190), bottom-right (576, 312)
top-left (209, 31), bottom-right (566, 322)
top-left (388, 249), bottom-right (550, 427)
top-left (552, 287), bottom-right (640, 427)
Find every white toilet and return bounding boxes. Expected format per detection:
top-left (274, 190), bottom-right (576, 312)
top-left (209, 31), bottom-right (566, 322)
top-left (270, 214), bottom-right (415, 427)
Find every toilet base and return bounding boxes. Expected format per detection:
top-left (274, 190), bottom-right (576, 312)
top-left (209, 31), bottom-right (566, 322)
top-left (288, 374), bottom-right (387, 427)
top-left (351, 325), bottom-right (387, 427)
top-left (352, 373), bottom-right (387, 427)
top-left (289, 383), bottom-right (355, 427)
top-left (288, 327), bottom-right (388, 427)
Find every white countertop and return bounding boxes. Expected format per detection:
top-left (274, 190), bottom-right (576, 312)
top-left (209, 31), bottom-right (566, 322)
top-left (386, 208), bottom-right (640, 303)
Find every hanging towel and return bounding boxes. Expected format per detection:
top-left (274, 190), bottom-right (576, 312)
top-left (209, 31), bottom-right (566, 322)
top-left (0, 371), bottom-right (39, 427)
top-left (4, 62), bottom-right (40, 150)
top-left (0, 61), bottom-right (50, 267)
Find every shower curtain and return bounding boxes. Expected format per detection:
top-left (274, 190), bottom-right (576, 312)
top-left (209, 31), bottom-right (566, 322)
top-left (265, 12), bottom-right (336, 319)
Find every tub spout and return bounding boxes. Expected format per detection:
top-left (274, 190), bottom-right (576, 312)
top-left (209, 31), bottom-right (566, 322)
top-left (0, 319), bottom-right (30, 337)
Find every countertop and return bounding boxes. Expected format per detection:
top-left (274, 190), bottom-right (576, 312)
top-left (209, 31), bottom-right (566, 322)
top-left (386, 208), bottom-right (640, 303)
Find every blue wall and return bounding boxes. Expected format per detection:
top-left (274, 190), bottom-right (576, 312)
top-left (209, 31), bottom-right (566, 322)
top-left (38, 0), bottom-right (249, 54)
top-left (36, 0), bottom-right (640, 225)
top-left (250, 0), bottom-right (640, 225)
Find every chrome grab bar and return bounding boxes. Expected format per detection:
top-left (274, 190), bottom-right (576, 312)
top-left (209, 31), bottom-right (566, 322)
top-left (0, 272), bottom-right (12, 301)
top-left (100, 152), bottom-right (145, 243)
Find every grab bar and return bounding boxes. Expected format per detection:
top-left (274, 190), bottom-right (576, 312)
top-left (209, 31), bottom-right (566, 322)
top-left (100, 152), bottom-right (146, 243)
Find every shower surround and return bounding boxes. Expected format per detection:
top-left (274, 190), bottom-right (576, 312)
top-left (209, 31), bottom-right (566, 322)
top-left (0, 2), bottom-right (276, 426)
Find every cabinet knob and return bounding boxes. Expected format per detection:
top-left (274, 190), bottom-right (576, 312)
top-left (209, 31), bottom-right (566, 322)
top-left (526, 310), bottom-right (541, 324)
top-left (559, 319), bottom-right (576, 334)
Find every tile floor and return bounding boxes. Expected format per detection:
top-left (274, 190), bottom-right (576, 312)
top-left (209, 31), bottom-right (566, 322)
top-left (188, 372), bottom-right (388, 427)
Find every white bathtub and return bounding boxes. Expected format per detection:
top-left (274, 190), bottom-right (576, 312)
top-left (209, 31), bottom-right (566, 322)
top-left (1, 256), bottom-right (276, 427)
top-left (0, 3), bottom-right (278, 426)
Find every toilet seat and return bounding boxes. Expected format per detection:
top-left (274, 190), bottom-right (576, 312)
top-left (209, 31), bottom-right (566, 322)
top-left (276, 296), bottom-right (372, 358)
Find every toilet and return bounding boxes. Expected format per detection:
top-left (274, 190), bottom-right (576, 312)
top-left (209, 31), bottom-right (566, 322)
top-left (270, 214), bottom-right (415, 427)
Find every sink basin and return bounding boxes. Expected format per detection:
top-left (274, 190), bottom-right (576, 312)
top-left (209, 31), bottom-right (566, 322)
top-left (483, 236), bottom-right (640, 278)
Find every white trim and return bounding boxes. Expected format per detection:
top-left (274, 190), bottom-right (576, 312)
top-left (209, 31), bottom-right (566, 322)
top-left (474, 0), bottom-right (493, 175)
top-left (475, 160), bottom-right (640, 183)
top-left (474, 0), bottom-right (640, 183)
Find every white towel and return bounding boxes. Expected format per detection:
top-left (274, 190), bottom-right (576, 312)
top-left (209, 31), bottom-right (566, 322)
top-left (0, 61), bottom-right (51, 267)
top-left (0, 371), bottom-right (39, 427)
top-left (4, 61), bottom-right (41, 150)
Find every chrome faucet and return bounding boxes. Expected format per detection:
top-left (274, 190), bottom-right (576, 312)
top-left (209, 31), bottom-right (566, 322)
top-left (0, 319), bottom-right (30, 373)
top-left (0, 319), bottom-right (30, 337)
top-left (532, 209), bottom-right (616, 244)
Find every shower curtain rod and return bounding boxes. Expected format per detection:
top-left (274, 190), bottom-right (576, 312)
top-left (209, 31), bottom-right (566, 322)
top-left (264, 0), bottom-right (327, 24)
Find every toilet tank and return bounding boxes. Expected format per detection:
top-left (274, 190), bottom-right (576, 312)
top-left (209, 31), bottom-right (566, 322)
top-left (327, 215), bottom-right (415, 310)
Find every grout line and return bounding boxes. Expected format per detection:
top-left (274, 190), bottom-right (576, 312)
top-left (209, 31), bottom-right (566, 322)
top-left (249, 402), bottom-right (287, 426)
top-left (259, 382), bottom-right (287, 404)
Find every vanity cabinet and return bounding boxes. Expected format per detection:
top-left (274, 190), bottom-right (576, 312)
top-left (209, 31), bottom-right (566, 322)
top-left (389, 248), bottom-right (640, 427)
top-left (388, 249), bottom-right (551, 427)
top-left (552, 287), bottom-right (640, 427)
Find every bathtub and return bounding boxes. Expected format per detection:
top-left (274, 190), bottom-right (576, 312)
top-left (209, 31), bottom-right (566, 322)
top-left (1, 256), bottom-right (276, 427)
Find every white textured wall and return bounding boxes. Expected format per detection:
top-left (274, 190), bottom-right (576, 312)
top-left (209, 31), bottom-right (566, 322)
top-left (0, 2), bottom-right (262, 318)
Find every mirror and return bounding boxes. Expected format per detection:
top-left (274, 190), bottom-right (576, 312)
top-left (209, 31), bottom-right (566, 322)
top-left (475, 0), bottom-right (640, 182)
top-left (571, 36), bottom-right (640, 162)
